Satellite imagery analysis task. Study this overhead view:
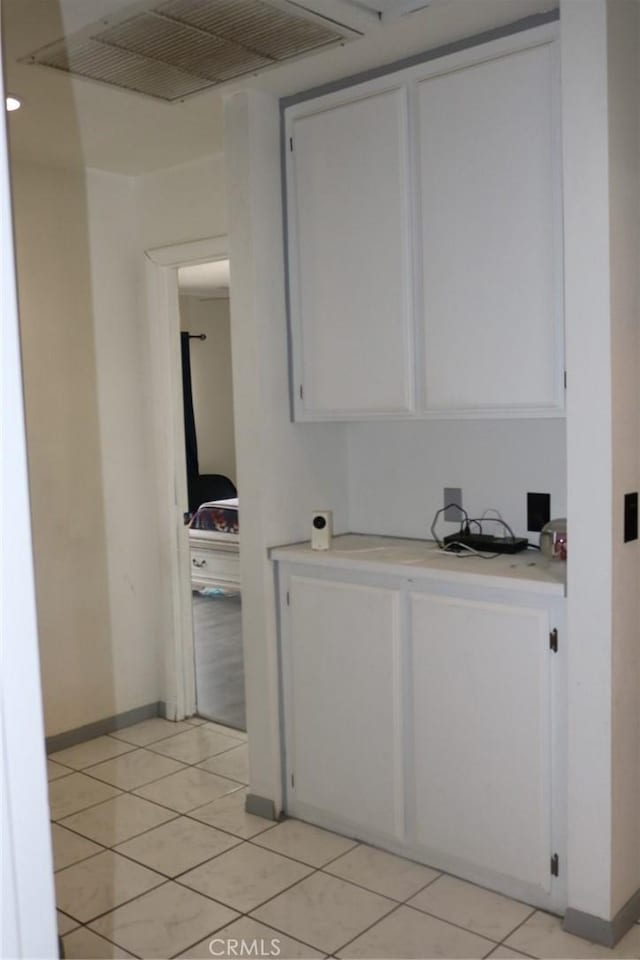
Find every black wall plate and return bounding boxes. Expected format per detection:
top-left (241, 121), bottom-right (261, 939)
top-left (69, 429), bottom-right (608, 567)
top-left (527, 492), bottom-right (551, 533)
top-left (624, 492), bottom-right (638, 543)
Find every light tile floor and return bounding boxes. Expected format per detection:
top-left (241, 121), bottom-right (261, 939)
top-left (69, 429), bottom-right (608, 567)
top-left (48, 718), bottom-right (640, 960)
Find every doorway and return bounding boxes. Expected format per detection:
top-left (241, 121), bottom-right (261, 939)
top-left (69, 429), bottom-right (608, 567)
top-left (177, 261), bottom-right (246, 731)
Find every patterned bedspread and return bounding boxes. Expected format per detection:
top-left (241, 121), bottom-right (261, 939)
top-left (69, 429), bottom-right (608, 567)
top-left (189, 498), bottom-right (239, 535)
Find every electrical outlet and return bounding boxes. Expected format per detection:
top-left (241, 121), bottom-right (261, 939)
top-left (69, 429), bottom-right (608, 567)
top-left (527, 492), bottom-right (551, 532)
top-left (444, 487), bottom-right (463, 522)
top-left (624, 492), bottom-right (638, 542)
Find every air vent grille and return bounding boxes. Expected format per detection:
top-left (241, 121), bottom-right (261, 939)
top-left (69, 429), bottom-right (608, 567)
top-left (37, 36), bottom-right (211, 100)
top-left (24, 0), bottom-right (355, 102)
top-left (97, 13), bottom-right (272, 83)
top-left (157, 0), bottom-right (339, 60)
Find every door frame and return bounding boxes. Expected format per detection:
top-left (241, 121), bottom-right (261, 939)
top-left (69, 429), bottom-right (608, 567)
top-left (145, 235), bottom-right (229, 721)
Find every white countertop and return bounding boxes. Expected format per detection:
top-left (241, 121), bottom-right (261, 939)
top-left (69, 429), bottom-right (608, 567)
top-left (270, 533), bottom-right (566, 596)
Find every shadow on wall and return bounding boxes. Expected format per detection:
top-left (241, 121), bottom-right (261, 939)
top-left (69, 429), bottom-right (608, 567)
top-left (6, 1), bottom-right (117, 738)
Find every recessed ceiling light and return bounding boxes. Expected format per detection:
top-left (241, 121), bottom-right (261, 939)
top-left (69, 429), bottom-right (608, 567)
top-left (6, 96), bottom-right (21, 112)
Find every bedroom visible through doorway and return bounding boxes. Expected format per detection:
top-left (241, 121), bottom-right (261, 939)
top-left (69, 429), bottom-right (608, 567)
top-left (178, 259), bottom-right (245, 732)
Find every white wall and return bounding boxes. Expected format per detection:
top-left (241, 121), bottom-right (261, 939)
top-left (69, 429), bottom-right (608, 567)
top-left (561, 0), bottom-right (640, 923)
top-left (607, 0), bottom-right (640, 915)
top-left (10, 150), bottom-right (231, 738)
top-left (10, 158), bottom-right (160, 736)
top-left (347, 420), bottom-right (566, 539)
top-left (562, 0), bottom-right (614, 921)
top-left (137, 154), bottom-right (228, 250)
top-left (180, 296), bottom-right (237, 484)
top-left (136, 152), bottom-right (232, 720)
top-left (1, 59), bottom-right (57, 954)
top-left (224, 90), bottom-right (349, 809)
top-left (86, 167), bottom-right (163, 722)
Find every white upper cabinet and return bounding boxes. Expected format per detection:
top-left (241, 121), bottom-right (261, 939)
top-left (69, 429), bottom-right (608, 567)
top-left (286, 85), bottom-right (415, 418)
top-left (416, 42), bottom-right (563, 415)
top-left (284, 24), bottom-right (563, 420)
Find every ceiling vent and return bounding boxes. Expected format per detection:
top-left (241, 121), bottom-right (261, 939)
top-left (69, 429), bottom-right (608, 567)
top-left (22, 0), bottom-right (362, 102)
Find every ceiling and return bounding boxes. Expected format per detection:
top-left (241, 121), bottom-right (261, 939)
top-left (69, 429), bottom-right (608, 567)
top-left (178, 258), bottom-right (230, 296)
top-left (2, 0), bottom-right (557, 175)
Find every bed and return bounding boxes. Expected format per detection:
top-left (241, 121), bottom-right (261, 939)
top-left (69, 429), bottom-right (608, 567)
top-left (188, 497), bottom-right (240, 593)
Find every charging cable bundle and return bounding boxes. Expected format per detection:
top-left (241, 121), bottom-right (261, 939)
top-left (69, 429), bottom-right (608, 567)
top-left (430, 504), bottom-right (528, 558)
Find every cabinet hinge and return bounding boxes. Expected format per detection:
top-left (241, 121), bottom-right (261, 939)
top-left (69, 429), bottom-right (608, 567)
top-left (299, 384), bottom-right (304, 400)
top-left (286, 591), bottom-right (290, 606)
top-left (551, 853), bottom-right (559, 877)
top-left (550, 628), bottom-right (558, 652)
top-left (289, 137), bottom-right (294, 152)
top-left (290, 773), bottom-right (295, 788)
top-left (564, 370), bottom-right (567, 389)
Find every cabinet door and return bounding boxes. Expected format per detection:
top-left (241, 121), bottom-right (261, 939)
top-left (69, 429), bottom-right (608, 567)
top-left (409, 592), bottom-right (552, 892)
top-left (417, 41), bottom-right (563, 414)
top-left (287, 87), bottom-right (415, 418)
top-left (285, 575), bottom-right (405, 840)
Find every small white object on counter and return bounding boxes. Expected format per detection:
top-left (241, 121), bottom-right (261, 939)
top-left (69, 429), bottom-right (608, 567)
top-left (310, 510), bottom-right (332, 550)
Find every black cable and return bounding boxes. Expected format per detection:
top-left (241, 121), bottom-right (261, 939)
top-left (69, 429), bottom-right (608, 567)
top-left (430, 506), bottom-right (525, 558)
top-left (466, 516), bottom-right (517, 541)
top-left (430, 504), bottom-right (469, 548)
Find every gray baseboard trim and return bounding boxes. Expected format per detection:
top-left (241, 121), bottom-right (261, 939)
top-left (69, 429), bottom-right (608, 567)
top-left (563, 886), bottom-right (640, 947)
top-left (245, 793), bottom-right (277, 821)
top-left (45, 701), bottom-right (165, 754)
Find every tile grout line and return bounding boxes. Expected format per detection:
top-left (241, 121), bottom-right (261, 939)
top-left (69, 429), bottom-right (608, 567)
top-left (72, 758), bottom-right (239, 796)
top-left (55, 785), bottom-right (522, 959)
top-left (112, 834), bottom-right (244, 883)
top-left (66, 742), bottom-right (248, 795)
top-left (54, 806), bottom-right (180, 849)
top-left (51, 743), bottom-right (139, 768)
top-left (52, 739), bottom-right (257, 856)
top-left (181, 806), bottom-right (280, 841)
top-left (169, 896), bottom-right (329, 960)
top-left (108, 723), bottom-right (246, 749)
top-left (55, 803), bottom-right (539, 960)
top-left (54, 723), bottom-right (545, 960)
top-left (165, 839), bottom-right (538, 958)
top-left (488, 906), bottom-right (539, 957)
top-left (58, 790), bottom-right (324, 953)
top-left (319, 855), bottom-right (442, 905)
top-left (54, 783), bottom-right (259, 859)
top-left (58, 822), bottom-right (527, 960)
top-left (172, 857), bottom-right (318, 913)
top-left (50, 789), bottom-right (127, 824)
top-left (64, 922), bottom-right (144, 960)
top-left (51, 727), bottom-right (245, 779)
top-left (330, 900), bottom-right (406, 957)
top-left (402, 901), bottom-right (502, 950)
top-left (62, 876), bottom-right (172, 945)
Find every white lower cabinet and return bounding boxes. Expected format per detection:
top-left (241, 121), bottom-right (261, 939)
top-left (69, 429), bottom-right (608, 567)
top-left (409, 592), bottom-right (553, 894)
top-left (278, 563), bottom-right (566, 911)
top-left (284, 574), bottom-right (405, 841)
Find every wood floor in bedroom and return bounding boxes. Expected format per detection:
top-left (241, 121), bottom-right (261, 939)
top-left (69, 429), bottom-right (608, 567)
top-left (192, 593), bottom-right (246, 731)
